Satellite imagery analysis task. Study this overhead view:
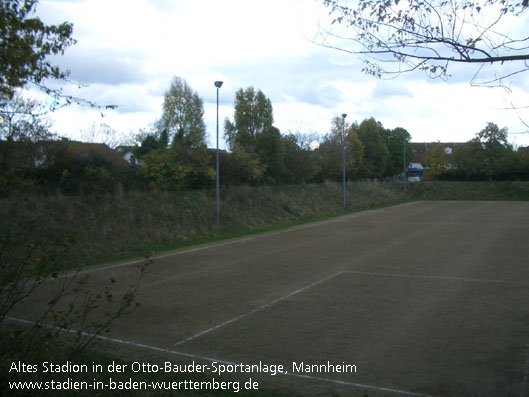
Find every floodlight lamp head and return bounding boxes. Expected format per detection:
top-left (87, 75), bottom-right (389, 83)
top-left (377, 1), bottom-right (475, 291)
top-left (342, 113), bottom-right (347, 119)
top-left (214, 81), bottom-right (223, 88)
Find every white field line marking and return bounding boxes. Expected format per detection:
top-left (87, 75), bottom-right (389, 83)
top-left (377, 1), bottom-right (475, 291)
top-left (60, 202), bottom-right (419, 278)
top-left (345, 271), bottom-right (529, 286)
top-left (174, 271), bottom-right (347, 346)
top-left (5, 316), bottom-right (433, 397)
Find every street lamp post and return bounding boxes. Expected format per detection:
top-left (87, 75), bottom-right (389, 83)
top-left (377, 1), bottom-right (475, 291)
top-left (341, 113), bottom-right (347, 209)
top-left (403, 131), bottom-right (407, 199)
top-left (214, 81), bottom-right (223, 229)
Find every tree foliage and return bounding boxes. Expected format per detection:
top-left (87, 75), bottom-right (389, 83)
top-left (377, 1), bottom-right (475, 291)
top-left (0, 0), bottom-right (75, 99)
top-left (423, 141), bottom-right (450, 179)
top-left (0, 93), bottom-right (51, 141)
top-left (224, 87), bottom-right (274, 151)
top-left (256, 126), bottom-right (285, 183)
top-left (477, 122), bottom-right (514, 180)
top-left (281, 133), bottom-right (320, 183)
top-left (0, 197), bottom-right (147, 393)
top-left (357, 118), bottom-right (389, 178)
top-left (0, 93), bottom-right (52, 176)
top-left (157, 77), bottom-right (206, 148)
top-left (385, 127), bottom-right (413, 177)
top-left (317, 117), bottom-right (365, 180)
top-left (136, 145), bottom-right (214, 190)
top-left (224, 87), bottom-right (286, 184)
top-left (453, 138), bottom-right (485, 180)
top-left (319, 0), bottom-right (529, 86)
top-left (223, 147), bottom-right (265, 185)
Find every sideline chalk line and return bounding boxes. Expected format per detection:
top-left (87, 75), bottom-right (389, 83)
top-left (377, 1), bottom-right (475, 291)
top-left (5, 316), bottom-right (433, 397)
top-left (174, 271), bottom-right (347, 346)
top-left (344, 270), bottom-right (529, 286)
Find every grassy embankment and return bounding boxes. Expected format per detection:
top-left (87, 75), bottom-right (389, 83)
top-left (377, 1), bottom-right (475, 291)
top-left (407, 180), bottom-right (529, 201)
top-left (2, 180), bottom-right (529, 270)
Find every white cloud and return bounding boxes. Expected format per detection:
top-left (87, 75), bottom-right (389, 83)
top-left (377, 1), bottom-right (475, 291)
top-left (35, 0), bottom-right (529, 148)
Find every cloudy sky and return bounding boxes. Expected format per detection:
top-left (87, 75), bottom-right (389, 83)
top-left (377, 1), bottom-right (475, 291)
top-left (34, 0), bottom-right (529, 148)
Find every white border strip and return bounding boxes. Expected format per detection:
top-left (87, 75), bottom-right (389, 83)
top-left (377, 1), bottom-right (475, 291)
top-left (345, 271), bottom-right (529, 286)
top-left (174, 271), bottom-right (347, 346)
top-left (5, 316), bottom-right (433, 397)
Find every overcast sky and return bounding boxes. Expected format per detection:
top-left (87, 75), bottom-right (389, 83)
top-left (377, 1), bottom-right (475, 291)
top-left (34, 0), bottom-right (529, 148)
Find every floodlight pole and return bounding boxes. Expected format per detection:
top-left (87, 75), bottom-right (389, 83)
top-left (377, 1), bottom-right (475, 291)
top-left (342, 113), bottom-right (347, 209)
top-left (214, 81), bottom-right (223, 229)
top-left (403, 131), bottom-right (407, 199)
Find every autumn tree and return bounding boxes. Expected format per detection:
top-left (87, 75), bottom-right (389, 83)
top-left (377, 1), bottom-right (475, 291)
top-left (157, 77), bottom-right (206, 148)
top-left (423, 142), bottom-right (449, 180)
top-left (346, 124), bottom-right (364, 177)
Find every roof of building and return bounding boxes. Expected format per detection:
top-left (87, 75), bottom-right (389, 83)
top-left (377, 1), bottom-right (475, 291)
top-left (0, 138), bottom-right (132, 168)
top-left (41, 139), bottom-right (131, 167)
top-left (410, 142), bottom-right (466, 164)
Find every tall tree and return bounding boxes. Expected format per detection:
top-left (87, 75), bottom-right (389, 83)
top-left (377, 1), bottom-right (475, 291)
top-left (224, 87), bottom-right (284, 183)
top-left (385, 127), bottom-right (413, 177)
top-left (317, 117), bottom-right (363, 180)
top-left (357, 118), bottom-right (389, 178)
top-left (346, 123), bottom-right (364, 178)
top-left (157, 77), bottom-right (206, 148)
top-left (256, 126), bottom-right (285, 183)
top-left (318, 0), bottom-right (529, 87)
top-left (224, 87), bottom-right (274, 151)
top-left (477, 122), bottom-right (514, 180)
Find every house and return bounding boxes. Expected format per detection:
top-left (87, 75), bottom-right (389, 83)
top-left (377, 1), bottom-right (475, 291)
top-left (116, 145), bottom-right (140, 165)
top-left (407, 142), bottom-right (465, 181)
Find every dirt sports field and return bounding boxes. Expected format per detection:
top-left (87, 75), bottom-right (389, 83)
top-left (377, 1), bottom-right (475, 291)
top-left (11, 201), bottom-right (529, 396)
